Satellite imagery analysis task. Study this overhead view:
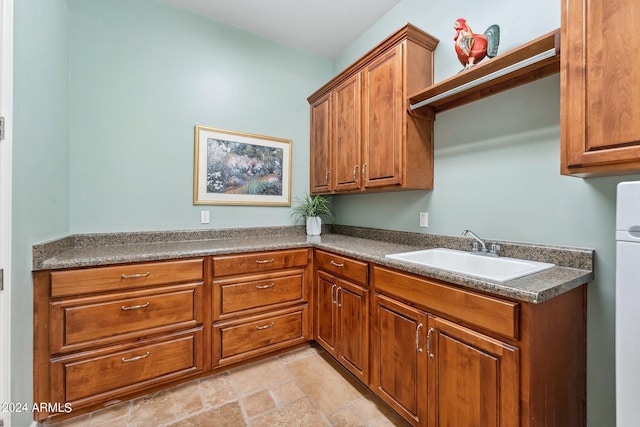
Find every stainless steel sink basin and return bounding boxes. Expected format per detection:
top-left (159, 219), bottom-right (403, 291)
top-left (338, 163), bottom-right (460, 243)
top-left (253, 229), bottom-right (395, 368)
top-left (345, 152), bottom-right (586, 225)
top-left (385, 248), bottom-right (554, 283)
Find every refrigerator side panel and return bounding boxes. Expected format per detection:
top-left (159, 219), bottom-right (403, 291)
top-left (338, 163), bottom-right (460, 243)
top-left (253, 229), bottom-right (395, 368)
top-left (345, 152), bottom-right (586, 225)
top-left (615, 241), bottom-right (640, 425)
top-left (616, 181), bottom-right (640, 230)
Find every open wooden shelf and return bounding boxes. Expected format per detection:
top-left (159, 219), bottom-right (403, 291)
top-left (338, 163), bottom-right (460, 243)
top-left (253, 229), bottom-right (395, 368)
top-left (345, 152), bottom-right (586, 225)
top-left (408, 29), bottom-right (560, 119)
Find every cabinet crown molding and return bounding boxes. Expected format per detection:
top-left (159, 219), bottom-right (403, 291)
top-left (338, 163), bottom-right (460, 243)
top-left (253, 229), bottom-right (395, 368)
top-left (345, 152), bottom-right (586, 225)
top-left (307, 23), bottom-right (439, 104)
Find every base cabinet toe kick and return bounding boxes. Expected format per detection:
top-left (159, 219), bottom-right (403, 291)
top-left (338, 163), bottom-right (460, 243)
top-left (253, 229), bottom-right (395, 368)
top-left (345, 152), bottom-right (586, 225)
top-left (33, 247), bottom-right (586, 426)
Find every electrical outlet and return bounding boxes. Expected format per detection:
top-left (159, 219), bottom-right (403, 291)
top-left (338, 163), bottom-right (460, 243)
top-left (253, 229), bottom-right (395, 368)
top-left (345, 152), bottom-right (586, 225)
top-left (200, 210), bottom-right (210, 224)
top-left (419, 212), bottom-right (428, 228)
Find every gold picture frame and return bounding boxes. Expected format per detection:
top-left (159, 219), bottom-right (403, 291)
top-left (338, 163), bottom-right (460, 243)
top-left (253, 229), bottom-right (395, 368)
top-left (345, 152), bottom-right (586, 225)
top-left (194, 125), bottom-right (292, 206)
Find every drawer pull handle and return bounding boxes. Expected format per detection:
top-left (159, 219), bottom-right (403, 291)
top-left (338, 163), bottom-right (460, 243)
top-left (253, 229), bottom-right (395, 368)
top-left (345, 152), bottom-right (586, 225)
top-left (256, 283), bottom-right (275, 289)
top-left (121, 302), bottom-right (150, 311)
top-left (256, 259), bottom-right (275, 264)
top-left (330, 260), bottom-right (344, 267)
top-left (256, 322), bottom-right (275, 330)
top-left (121, 272), bottom-right (150, 279)
top-left (121, 352), bottom-right (150, 363)
top-left (426, 328), bottom-right (435, 359)
top-left (416, 323), bottom-right (424, 353)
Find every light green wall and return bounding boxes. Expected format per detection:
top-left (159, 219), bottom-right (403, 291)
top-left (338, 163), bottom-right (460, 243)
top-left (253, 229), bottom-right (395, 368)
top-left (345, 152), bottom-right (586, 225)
top-left (11, 0), bottom-right (635, 426)
top-left (68, 0), bottom-right (331, 232)
top-left (12, 1), bottom-right (70, 426)
top-left (11, 1), bottom-right (331, 426)
top-left (333, 0), bottom-right (640, 425)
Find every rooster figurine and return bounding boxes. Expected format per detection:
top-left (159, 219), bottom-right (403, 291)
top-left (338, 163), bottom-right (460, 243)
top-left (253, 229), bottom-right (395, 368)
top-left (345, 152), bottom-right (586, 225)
top-left (454, 18), bottom-right (500, 70)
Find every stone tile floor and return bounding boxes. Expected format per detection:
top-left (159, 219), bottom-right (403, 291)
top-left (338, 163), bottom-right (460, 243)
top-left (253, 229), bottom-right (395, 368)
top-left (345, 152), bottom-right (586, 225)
top-left (43, 344), bottom-right (410, 426)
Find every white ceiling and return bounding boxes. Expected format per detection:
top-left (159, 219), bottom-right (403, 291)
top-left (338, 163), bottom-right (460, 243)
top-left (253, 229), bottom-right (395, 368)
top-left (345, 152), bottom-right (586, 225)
top-left (163, 0), bottom-right (402, 59)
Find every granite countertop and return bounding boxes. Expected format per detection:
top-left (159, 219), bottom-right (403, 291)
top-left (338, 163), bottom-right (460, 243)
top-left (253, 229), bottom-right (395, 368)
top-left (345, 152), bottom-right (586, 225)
top-left (33, 226), bottom-right (594, 304)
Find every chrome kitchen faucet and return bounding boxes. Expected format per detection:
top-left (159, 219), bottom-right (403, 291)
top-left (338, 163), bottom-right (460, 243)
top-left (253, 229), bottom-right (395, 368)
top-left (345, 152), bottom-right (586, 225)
top-left (462, 229), bottom-right (500, 256)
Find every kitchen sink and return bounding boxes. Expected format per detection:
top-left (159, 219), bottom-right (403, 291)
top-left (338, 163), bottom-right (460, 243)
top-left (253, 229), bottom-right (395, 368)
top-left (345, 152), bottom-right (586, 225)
top-left (385, 248), bottom-right (554, 283)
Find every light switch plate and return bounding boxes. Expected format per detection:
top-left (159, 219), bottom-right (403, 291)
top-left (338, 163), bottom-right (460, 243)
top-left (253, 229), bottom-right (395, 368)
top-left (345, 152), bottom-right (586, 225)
top-left (200, 210), bottom-right (210, 224)
top-left (419, 212), bottom-right (428, 228)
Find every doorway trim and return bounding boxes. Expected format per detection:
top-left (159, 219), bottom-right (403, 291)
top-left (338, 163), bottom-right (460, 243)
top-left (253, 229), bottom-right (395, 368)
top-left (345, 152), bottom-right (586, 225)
top-left (0, 0), bottom-right (14, 425)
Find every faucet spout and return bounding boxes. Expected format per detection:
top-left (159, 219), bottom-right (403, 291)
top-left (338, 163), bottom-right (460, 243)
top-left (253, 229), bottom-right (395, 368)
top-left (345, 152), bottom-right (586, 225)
top-left (462, 229), bottom-right (487, 253)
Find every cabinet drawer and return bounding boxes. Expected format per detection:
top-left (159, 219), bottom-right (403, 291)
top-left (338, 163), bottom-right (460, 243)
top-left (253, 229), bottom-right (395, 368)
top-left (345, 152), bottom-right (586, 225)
top-left (214, 270), bottom-right (305, 320)
top-left (213, 249), bottom-right (308, 277)
top-left (315, 250), bottom-right (368, 285)
top-left (213, 305), bottom-right (310, 366)
top-left (50, 283), bottom-right (203, 353)
top-left (50, 259), bottom-right (204, 298)
top-left (373, 266), bottom-right (519, 340)
top-left (50, 328), bottom-right (203, 407)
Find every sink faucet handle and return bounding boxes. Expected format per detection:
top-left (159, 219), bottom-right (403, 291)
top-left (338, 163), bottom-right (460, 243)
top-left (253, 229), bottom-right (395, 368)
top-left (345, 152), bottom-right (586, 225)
top-left (472, 241), bottom-right (480, 252)
top-left (490, 243), bottom-right (501, 255)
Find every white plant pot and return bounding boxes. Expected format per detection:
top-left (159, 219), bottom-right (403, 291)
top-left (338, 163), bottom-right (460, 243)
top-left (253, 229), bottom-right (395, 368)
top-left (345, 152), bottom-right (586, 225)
top-left (306, 216), bottom-right (322, 236)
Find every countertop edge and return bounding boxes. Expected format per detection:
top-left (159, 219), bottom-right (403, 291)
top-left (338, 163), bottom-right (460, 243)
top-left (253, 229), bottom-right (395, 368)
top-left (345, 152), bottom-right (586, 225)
top-left (33, 230), bottom-right (594, 304)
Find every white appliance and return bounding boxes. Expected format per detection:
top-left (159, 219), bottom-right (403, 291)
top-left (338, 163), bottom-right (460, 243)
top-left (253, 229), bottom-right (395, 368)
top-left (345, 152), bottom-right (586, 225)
top-left (616, 181), bottom-right (640, 426)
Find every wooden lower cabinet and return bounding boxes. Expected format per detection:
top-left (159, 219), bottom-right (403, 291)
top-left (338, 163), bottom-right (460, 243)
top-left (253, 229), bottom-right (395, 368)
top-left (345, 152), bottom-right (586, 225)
top-left (50, 328), bottom-right (203, 408)
top-left (33, 258), bottom-right (208, 422)
top-left (211, 249), bottom-right (313, 367)
top-left (316, 273), bottom-right (337, 352)
top-left (371, 265), bottom-right (586, 427)
top-left (34, 247), bottom-right (585, 427)
top-left (212, 305), bottom-right (310, 366)
top-left (314, 251), bottom-right (369, 384)
top-left (315, 272), bottom-right (369, 383)
top-left (371, 292), bottom-right (519, 427)
top-left (370, 293), bottom-right (427, 425)
top-left (35, 250), bottom-right (317, 423)
top-left (427, 316), bottom-right (519, 427)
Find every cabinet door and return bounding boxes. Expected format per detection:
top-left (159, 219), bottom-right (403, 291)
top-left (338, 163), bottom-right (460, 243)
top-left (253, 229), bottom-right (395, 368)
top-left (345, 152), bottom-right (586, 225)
top-left (336, 279), bottom-right (369, 383)
top-left (427, 316), bottom-right (519, 427)
top-left (315, 272), bottom-right (337, 354)
top-left (362, 45), bottom-right (404, 188)
top-left (561, 0), bottom-right (640, 176)
top-left (371, 293), bottom-right (427, 426)
top-left (310, 93), bottom-right (332, 194)
top-left (332, 73), bottom-right (362, 191)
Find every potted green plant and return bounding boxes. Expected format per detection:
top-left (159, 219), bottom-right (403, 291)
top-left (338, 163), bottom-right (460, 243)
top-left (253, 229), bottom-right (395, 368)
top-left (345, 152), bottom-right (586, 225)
top-left (292, 193), bottom-right (334, 236)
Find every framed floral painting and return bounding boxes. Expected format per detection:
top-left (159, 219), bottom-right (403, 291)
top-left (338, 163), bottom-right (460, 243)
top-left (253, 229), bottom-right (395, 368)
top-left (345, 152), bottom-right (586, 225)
top-left (193, 126), bottom-right (292, 206)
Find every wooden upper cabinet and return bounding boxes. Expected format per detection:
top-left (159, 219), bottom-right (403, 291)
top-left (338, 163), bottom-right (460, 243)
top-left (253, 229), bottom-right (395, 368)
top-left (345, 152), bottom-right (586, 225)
top-left (362, 46), bottom-right (403, 188)
top-left (310, 93), bottom-right (332, 193)
top-left (561, 0), bottom-right (640, 176)
top-left (333, 73), bottom-right (362, 191)
top-left (308, 24), bottom-right (438, 194)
